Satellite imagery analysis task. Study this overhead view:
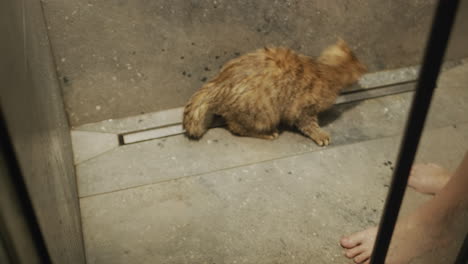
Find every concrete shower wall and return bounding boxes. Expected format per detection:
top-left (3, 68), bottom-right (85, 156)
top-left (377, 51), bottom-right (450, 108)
top-left (41, 0), bottom-right (468, 126)
top-left (0, 0), bottom-right (86, 263)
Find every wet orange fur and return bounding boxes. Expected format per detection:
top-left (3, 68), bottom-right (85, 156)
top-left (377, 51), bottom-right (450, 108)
top-left (183, 39), bottom-right (367, 146)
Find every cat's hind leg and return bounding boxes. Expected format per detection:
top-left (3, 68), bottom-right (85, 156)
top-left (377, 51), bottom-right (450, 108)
top-left (296, 114), bottom-right (330, 146)
top-left (226, 120), bottom-right (279, 140)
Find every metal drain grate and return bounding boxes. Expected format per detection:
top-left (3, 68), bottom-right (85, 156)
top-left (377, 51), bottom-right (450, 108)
top-left (120, 83), bottom-right (416, 145)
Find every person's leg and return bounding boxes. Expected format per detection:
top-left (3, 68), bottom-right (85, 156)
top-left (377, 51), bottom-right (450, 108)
top-left (408, 163), bottom-right (452, 194)
top-left (341, 151), bottom-right (468, 264)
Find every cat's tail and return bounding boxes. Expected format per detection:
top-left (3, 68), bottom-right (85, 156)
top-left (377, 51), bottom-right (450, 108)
top-left (183, 83), bottom-right (216, 139)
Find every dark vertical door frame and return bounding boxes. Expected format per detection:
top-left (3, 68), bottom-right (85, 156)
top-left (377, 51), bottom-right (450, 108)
top-left (0, 108), bottom-right (51, 263)
top-left (370, 0), bottom-right (463, 263)
top-left (455, 234), bottom-right (468, 264)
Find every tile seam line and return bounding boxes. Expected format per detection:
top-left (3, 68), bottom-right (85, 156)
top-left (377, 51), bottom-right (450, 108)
top-left (74, 145), bottom-right (119, 166)
top-left (78, 121), bottom-right (466, 200)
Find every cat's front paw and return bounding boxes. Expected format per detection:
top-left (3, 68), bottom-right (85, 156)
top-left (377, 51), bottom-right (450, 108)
top-left (311, 130), bottom-right (331, 146)
top-left (268, 131), bottom-right (280, 140)
top-left (258, 131), bottom-right (279, 140)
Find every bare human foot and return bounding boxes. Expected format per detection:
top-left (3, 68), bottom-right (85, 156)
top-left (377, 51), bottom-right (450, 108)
top-left (340, 192), bottom-right (464, 264)
top-left (409, 163), bottom-right (451, 194)
top-left (341, 153), bottom-right (468, 263)
top-left (340, 227), bottom-right (377, 264)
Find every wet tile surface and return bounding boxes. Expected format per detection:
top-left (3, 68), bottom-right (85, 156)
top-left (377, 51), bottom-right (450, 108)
top-left (80, 125), bottom-right (468, 264)
top-left (76, 64), bottom-right (468, 264)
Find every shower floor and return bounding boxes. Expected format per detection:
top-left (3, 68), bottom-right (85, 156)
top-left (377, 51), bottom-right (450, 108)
top-left (71, 63), bottom-right (468, 263)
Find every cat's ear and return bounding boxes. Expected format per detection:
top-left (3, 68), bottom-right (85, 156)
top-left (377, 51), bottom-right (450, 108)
top-left (336, 38), bottom-right (349, 50)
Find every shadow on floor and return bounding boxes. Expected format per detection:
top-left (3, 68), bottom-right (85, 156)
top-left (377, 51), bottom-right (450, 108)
top-left (319, 101), bottom-right (362, 127)
top-left (208, 100), bottom-right (362, 139)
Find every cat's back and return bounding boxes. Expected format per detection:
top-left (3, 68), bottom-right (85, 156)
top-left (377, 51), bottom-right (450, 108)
top-left (209, 47), bottom-right (315, 113)
top-left (260, 47), bottom-right (309, 70)
top-left (219, 47), bottom-right (310, 76)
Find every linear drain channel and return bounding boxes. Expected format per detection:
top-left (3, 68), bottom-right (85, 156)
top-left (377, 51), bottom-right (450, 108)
top-left (119, 83), bottom-right (415, 145)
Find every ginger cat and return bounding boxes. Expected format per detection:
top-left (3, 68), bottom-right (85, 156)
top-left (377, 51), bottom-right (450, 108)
top-left (183, 39), bottom-right (366, 146)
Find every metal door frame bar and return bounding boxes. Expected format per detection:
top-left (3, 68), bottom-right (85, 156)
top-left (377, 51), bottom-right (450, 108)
top-left (455, 234), bottom-right (468, 264)
top-left (370, 0), bottom-right (463, 263)
top-left (0, 108), bottom-right (52, 264)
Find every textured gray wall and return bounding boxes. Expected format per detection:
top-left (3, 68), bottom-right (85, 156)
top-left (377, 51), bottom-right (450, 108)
top-left (0, 0), bottom-right (86, 263)
top-left (42, 0), bottom-right (468, 126)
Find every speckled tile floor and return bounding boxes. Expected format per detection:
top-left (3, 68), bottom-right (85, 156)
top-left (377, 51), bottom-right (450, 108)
top-left (74, 64), bottom-right (468, 263)
top-left (42, 0), bottom-right (468, 126)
